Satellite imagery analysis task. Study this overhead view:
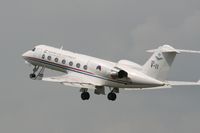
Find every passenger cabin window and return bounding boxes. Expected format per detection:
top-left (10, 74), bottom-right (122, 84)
top-left (47, 56), bottom-right (51, 61)
top-left (83, 65), bottom-right (88, 70)
top-left (69, 61), bottom-right (73, 66)
top-left (76, 63), bottom-right (81, 68)
top-left (42, 54), bottom-right (45, 59)
top-left (62, 59), bottom-right (66, 64)
top-left (54, 58), bottom-right (59, 63)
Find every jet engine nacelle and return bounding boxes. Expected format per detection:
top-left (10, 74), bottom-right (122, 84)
top-left (111, 70), bottom-right (128, 79)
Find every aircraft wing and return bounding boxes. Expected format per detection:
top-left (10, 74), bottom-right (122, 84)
top-left (124, 85), bottom-right (172, 90)
top-left (42, 73), bottom-right (103, 89)
top-left (125, 80), bottom-right (200, 91)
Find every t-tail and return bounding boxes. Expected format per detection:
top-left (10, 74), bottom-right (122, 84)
top-left (142, 45), bottom-right (200, 81)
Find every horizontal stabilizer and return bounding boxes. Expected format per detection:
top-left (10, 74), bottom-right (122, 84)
top-left (177, 49), bottom-right (200, 54)
top-left (146, 45), bottom-right (180, 53)
top-left (147, 45), bottom-right (200, 54)
top-left (147, 49), bottom-right (180, 53)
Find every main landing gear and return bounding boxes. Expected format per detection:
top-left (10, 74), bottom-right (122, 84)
top-left (107, 92), bottom-right (117, 101)
top-left (80, 88), bottom-right (90, 100)
top-left (80, 88), bottom-right (119, 101)
top-left (107, 87), bottom-right (119, 101)
top-left (81, 92), bottom-right (90, 100)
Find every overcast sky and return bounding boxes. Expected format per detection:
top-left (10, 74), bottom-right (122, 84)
top-left (0, 0), bottom-right (200, 133)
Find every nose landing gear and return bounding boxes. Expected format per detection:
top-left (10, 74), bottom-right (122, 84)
top-left (29, 66), bottom-right (39, 79)
top-left (29, 73), bottom-right (36, 79)
top-left (29, 66), bottom-right (45, 80)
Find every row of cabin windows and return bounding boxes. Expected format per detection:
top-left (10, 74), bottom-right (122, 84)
top-left (42, 54), bottom-right (88, 70)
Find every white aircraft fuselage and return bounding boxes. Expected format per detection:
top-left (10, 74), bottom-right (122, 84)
top-left (22, 44), bottom-right (200, 101)
top-left (22, 45), bottom-right (164, 88)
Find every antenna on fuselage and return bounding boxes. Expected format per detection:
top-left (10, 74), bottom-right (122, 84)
top-left (60, 45), bottom-right (63, 50)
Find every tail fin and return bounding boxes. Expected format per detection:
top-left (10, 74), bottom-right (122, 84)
top-left (142, 45), bottom-right (179, 81)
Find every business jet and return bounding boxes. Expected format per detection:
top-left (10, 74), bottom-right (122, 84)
top-left (22, 44), bottom-right (200, 101)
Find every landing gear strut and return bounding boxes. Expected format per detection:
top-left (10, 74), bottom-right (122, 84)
top-left (29, 66), bottom-right (45, 80)
top-left (30, 66), bottom-right (39, 79)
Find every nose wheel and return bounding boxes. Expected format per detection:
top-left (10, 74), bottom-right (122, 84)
top-left (29, 73), bottom-right (36, 79)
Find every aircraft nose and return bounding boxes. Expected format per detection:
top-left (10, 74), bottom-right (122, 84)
top-left (22, 51), bottom-right (30, 59)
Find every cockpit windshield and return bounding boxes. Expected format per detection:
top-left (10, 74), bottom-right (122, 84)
top-left (32, 48), bottom-right (36, 52)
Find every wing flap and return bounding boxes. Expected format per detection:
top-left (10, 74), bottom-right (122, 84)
top-left (62, 82), bottom-right (97, 89)
top-left (42, 72), bottom-right (103, 89)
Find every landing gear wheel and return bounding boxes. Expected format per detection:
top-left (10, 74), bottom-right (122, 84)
top-left (107, 92), bottom-right (117, 101)
top-left (29, 73), bottom-right (36, 79)
top-left (81, 92), bottom-right (90, 100)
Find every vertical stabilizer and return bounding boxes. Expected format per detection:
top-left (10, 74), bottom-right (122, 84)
top-left (143, 45), bottom-right (179, 81)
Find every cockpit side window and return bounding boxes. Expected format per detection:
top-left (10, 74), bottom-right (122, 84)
top-left (32, 48), bottom-right (36, 52)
